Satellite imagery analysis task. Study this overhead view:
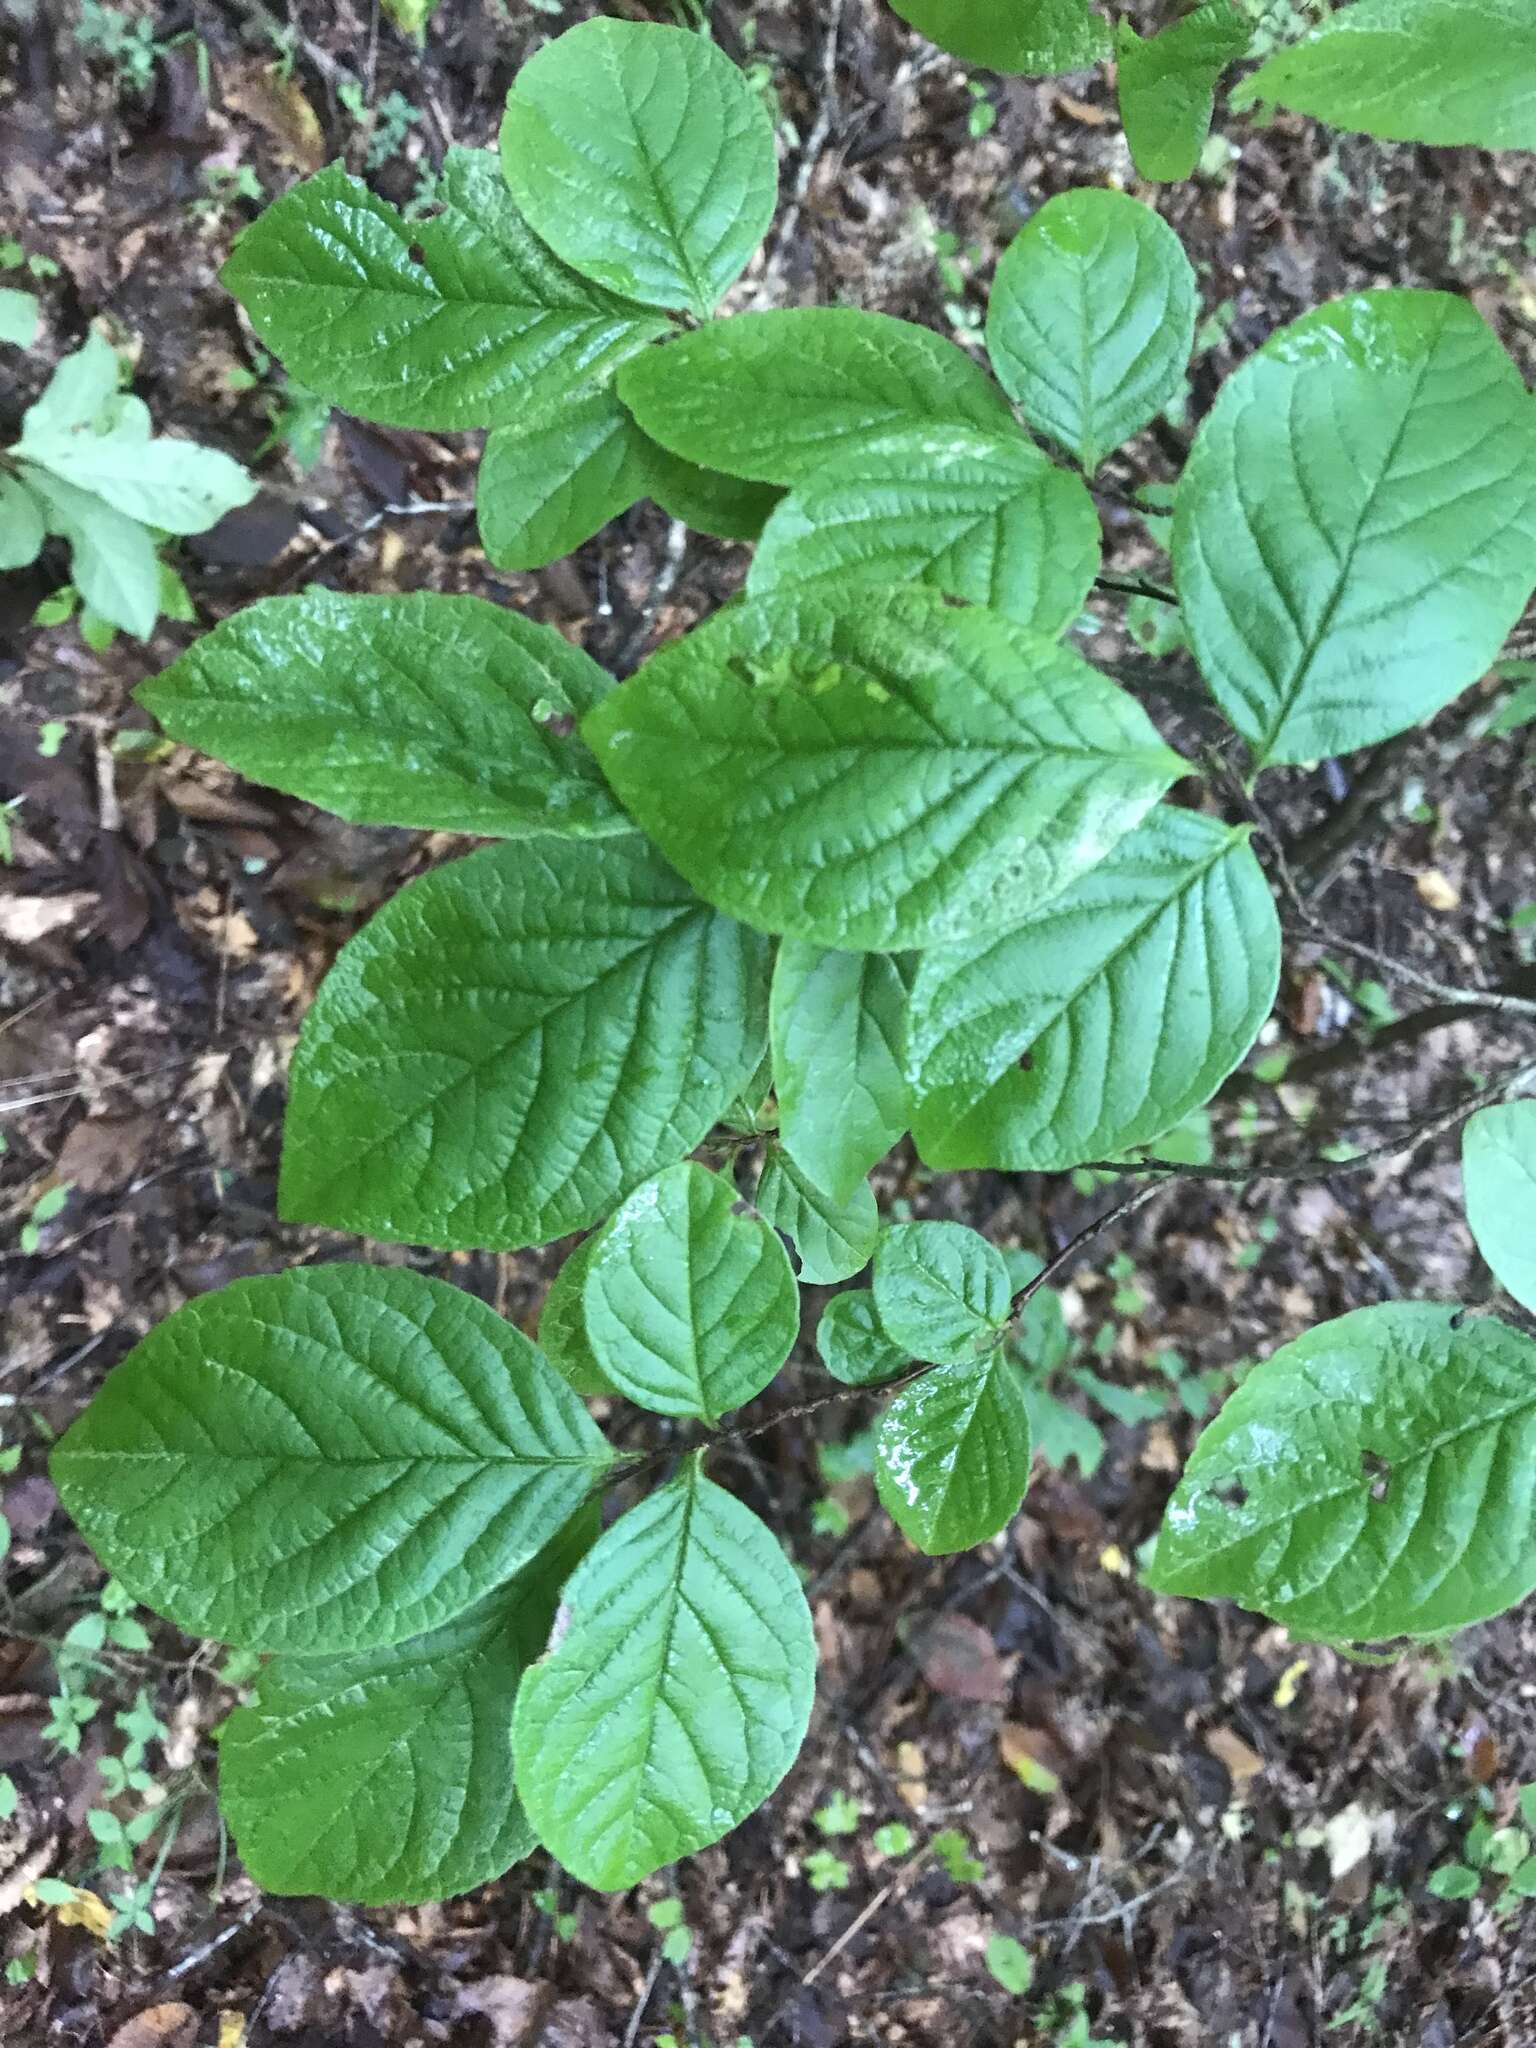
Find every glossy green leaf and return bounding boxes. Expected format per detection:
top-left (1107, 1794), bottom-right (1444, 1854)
top-left (873, 1221), bottom-right (1011, 1366)
top-left (816, 1289), bottom-right (909, 1388)
top-left (537, 1237), bottom-right (615, 1399)
top-left (499, 19), bottom-right (777, 318)
top-left (1463, 1102), bottom-right (1536, 1314)
top-left (280, 838), bottom-right (771, 1252)
top-left (1147, 1303), bottom-right (1536, 1642)
top-left (581, 1163), bottom-right (798, 1421)
top-left (618, 308), bottom-right (1014, 485)
top-left (219, 1516), bottom-right (591, 1904)
top-left (51, 1265), bottom-right (611, 1654)
top-left (583, 587), bottom-right (1183, 952)
top-left (887, 0), bottom-right (1109, 73)
top-left (1173, 290), bottom-right (1536, 766)
top-left (637, 435), bottom-right (783, 541)
top-left (137, 590), bottom-right (627, 839)
top-left (1236, 0), bottom-right (1536, 150)
top-left (876, 1350), bottom-right (1033, 1555)
top-left (220, 158), bottom-right (666, 431)
top-left (513, 1460), bottom-right (816, 1890)
top-left (1116, 4), bottom-right (1250, 182)
top-left (0, 473), bottom-right (46, 571)
top-left (747, 425), bottom-right (1101, 635)
top-left (906, 810), bottom-right (1280, 1170)
top-left (771, 942), bottom-right (909, 1204)
top-left (756, 1145), bottom-right (879, 1286)
top-left (986, 190), bottom-right (1198, 473)
top-left (478, 385), bottom-right (650, 570)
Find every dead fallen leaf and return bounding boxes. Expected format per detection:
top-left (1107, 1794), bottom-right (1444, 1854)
top-left (451, 1977), bottom-right (553, 2048)
top-left (909, 1612), bottom-right (1007, 1703)
top-left (1416, 868), bottom-right (1460, 911)
top-left (105, 2004), bottom-right (198, 2048)
top-left (0, 892), bottom-right (96, 944)
top-left (54, 1114), bottom-right (157, 1194)
top-left (1205, 1727), bottom-right (1265, 1787)
top-left (999, 1721), bottom-right (1068, 1795)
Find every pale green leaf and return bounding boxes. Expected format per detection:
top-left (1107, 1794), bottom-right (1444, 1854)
top-left (513, 1460), bottom-right (816, 1890)
top-left (1116, 5), bottom-right (1250, 183)
top-left (51, 1265), bottom-right (612, 1654)
top-left (876, 1349), bottom-right (1033, 1554)
top-left (537, 1237), bottom-right (616, 1399)
top-left (1236, 0), bottom-right (1536, 151)
top-left (478, 383), bottom-right (650, 571)
top-left (220, 159), bottom-right (667, 431)
top-left (499, 19), bottom-right (777, 318)
top-left (906, 809), bottom-right (1280, 1170)
top-left (20, 469), bottom-right (160, 638)
top-left (755, 1145), bottom-right (879, 1286)
top-left (17, 408), bottom-right (254, 535)
top-left (617, 308), bottom-right (1014, 485)
top-left (581, 1162), bottom-right (798, 1421)
top-left (280, 837), bottom-right (771, 1252)
top-left (0, 285), bottom-right (39, 348)
top-left (1463, 1102), bottom-right (1536, 1313)
top-left (20, 330), bottom-right (119, 438)
top-left (986, 189), bottom-right (1198, 472)
top-left (0, 473), bottom-right (45, 571)
top-left (747, 425), bottom-right (1101, 635)
top-left (1173, 290), bottom-right (1536, 766)
top-left (137, 590), bottom-right (627, 839)
top-left (771, 941), bottom-right (908, 1204)
top-left (873, 1221), bottom-right (1011, 1365)
top-left (816, 1289), bottom-right (909, 1388)
top-left (887, 0), bottom-right (1109, 73)
top-left (1146, 1303), bottom-right (1536, 1641)
top-left (582, 586), bottom-right (1183, 952)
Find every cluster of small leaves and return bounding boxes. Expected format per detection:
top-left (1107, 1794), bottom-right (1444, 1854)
top-left (50, 15), bottom-right (1536, 1913)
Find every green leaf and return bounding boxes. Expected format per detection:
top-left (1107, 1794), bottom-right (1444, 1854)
top-left (1462, 1102), bottom-right (1536, 1314)
top-left (537, 1237), bottom-right (615, 1399)
top-left (747, 425), bottom-right (1100, 635)
top-left (1116, 5), bottom-right (1250, 183)
top-left (21, 330), bottom-right (119, 438)
top-left (0, 473), bottom-right (45, 571)
top-left (873, 1221), bottom-right (1011, 1366)
top-left (906, 810), bottom-right (1280, 1171)
top-left (1235, 0), bottom-right (1536, 151)
top-left (20, 470), bottom-right (160, 639)
top-left (756, 1145), bottom-right (879, 1286)
top-left (220, 160), bottom-right (667, 431)
top-left (985, 1933), bottom-right (1035, 1996)
top-left (478, 384), bottom-right (650, 570)
top-left (1173, 290), bottom-right (1536, 766)
top-left (886, 0), bottom-right (1110, 73)
top-left (0, 285), bottom-right (39, 348)
top-left (220, 1517), bottom-right (591, 1904)
top-left (1024, 1384), bottom-right (1105, 1478)
top-left (876, 1349), bottom-right (1033, 1554)
top-left (1146, 1303), bottom-right (1536, 1642)
top-left (1427, 1862), bottom-right (1483, 1901)
top-left (583, 586), bottom-right (1183, 952)
top-left (17, 401), bottom-right (254, 536)
top-left (51, 1265), bottom-right (612, 1654)
top-left (637, 436), bottom-right (782, 541)
top-left (771, 942), bottom-right (908, 1204)
top-left (986, 190), bottom-right (1198, 473)
top-left (580, 1162), bottom-right (798, 1421)
top-left (817, 1289), bottom-right (909, 1388)
top-left (513, 1460), bottom-right (816, 1890)
top-left (137, 590), bottom-right (628, 839)
top-left (618, 308), bottom-right (1014, 485)
top-left (280, 837), bottom-right (772, 1252)
top-left (499, 19), bottom-right (777, 319)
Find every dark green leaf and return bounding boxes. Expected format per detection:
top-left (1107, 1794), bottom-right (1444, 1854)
top-left (873, 1221), bottom-right (1011, 1365)
top-left (771, 942), bottom-right (908, 1204)
top-left (637, 435), bottom-right (783, 540)
top-left (756, 1145), bottom-right (879, 1286)
top-left (478, 385), bottom-right (650, 571)
top-left (537, 1237), bottom-right (615, 1398)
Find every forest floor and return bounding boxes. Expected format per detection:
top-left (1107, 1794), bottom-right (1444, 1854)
top-left (3, 3), bottom-right (1536, 2044)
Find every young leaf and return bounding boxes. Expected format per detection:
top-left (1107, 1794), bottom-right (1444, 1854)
top-left (771, 942), bottom-right (909, 1205)
top-left (1173, 290), bottom-right (1536, 766)
top-left (478, 385), bottom-right (650, 571)
top-left (537, 1237), bottom-right (615, 1399)
top-left (1462, 1103), bottom-right (1536, 1314)
top-left (280, 838), bottom-right (772, 1251)
top-left (637, 436), bottom-right (783, 541)
top-left (583, 586), bottom-right (1183, 953)
top-left (20, 330), bottom-right (120, 439)
top-left (51, 1265), bottom-right (612, 1654)
top-left (499, 19), bottom-right (778, 319)
top-left (219, 1517), bottom-right (591, 1904)
top-left (618, 308), bottom-right (1014, 485)
top-left (1146, 1303), bottom-right (1536, 1642)
top-left (20, 470), bottom-right (160, 639)
top-left (986, 190), bottom-right (1198, 473)
top-left (220, 161), bottom-right (667, 431)
top-left (137, 590), bottom-right (628, 839)
top-left (513, 1460), bottom-right (816, 1890)
top-left (906, 810), bottom-right (1280, 1171)
top-left (0, 284), bottom-right (39, 348)
top-left (886, 0), bottom-right (1110, 73)
top-left (755, 1145), bottom-right (880, 1286)
top-left (873, 1221), bottom-right (1011, 1365)
top-left (17, 400), bottom-right (254, 535)
top-left (747, 425), bottom-right (1101, 636)
top-left (1116, 4), bottom-right (1251, 183)
top-left (876, 1350), bottom-right (1033, 1554)
top-left (0, 473), bottom-right (45, 571)
top-left (1235, 0), bottom-right (1536, 151)
top-left (581, 1162), bottom-right (798, 1421)
top-left (817, 1289), bottom-right (909, 1388)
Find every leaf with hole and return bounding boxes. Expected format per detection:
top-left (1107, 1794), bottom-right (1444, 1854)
top-left (873, 1221), bottom-right (1012, 1366)
top-left (1462, 1102), bottom-right (1536, 1315)
top-left (51, 1265), bottom-right (611, 1654)
top-left (876, 1349), bottom-right (1033, 1555)
top-left (771, 941), bottom-right (909, 1204)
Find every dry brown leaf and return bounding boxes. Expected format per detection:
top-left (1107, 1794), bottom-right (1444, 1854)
top-left (1205, 1727), bottom-right (1265, 1786)
top-left (909, 1612), bottom-right (1007, 1703)
top-left (0, 893), bottom-right (95, 945)
top-left (106, 2005), bottom-right (198, 2048)
top-left (54, 1114), bottom-right (158, 1194)
top-left (1416, 868), bottom-right (1460, 911)
top-left (219, 58), bottom-right (325, 170)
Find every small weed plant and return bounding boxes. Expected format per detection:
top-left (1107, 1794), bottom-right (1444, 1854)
top-left (45, 17), bottom-right (1536, 1912)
